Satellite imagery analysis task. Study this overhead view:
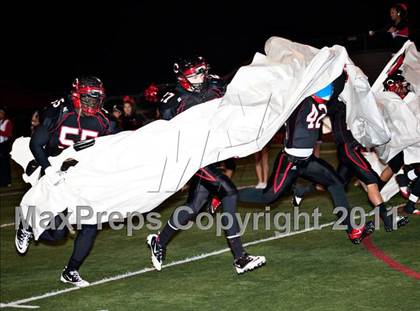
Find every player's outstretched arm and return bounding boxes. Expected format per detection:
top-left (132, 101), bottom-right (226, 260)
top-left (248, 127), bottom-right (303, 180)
top-left (29, 124), bottom-right (51, 170)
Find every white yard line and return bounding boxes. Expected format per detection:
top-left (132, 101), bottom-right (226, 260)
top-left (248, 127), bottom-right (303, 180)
top-left (0, 223), bottom-right (15, 229)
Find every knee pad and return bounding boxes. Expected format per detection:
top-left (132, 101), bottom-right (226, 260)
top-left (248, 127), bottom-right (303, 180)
top-left (170, 205), bottom-right (196, 227)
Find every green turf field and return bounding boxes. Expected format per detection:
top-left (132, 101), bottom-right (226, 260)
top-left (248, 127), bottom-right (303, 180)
top-left (1, 145), bottom-right (419, 310)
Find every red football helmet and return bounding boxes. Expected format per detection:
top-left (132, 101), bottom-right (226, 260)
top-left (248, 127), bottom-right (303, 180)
top-left (173, 56), bottom-right (209, 92)
top-left (71, 76), bottom-right (105, 116)
top-left (383, 70), bottom-right (410, 99)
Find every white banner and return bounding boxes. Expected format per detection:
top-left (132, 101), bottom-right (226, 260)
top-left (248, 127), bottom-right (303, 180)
top-left (12, 37), bottom-right (390, 239)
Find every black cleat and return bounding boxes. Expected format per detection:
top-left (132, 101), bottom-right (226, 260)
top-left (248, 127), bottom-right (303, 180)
top-left (147, 234), bottom-right (165, 271)
top-left (234, 253), bottom-right (266, 274)
top-left (60, 266), bottom-right (90, 287)
top-left (348, 221), bottom-right (375, 244)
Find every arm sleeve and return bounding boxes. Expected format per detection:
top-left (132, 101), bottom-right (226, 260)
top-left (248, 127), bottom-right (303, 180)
top-left (159, 106), bottom-right (176, 120)
top-left (159, 91), bottom-right (180, 120)
top-left (29, 124), bottom-right (51, 169)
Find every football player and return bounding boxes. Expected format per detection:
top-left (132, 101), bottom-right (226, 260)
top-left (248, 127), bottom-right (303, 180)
top-left (379, 65), bottom-right (420, 215)
top-left (378, 68), bottom-right (415, 197)
top-left (326, 98), bottom-right (408, 230)
top-left (148, 56), bottom-right (266, 274)
top-left (238, 71), bottom-right (376, 244)
top-left (15, 76), bottom-right (113, 287)
top-left (292, 67), bottom-right (411, 230)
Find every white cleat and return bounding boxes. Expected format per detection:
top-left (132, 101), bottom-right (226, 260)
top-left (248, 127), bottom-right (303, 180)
top-left (234, 253), bottom-right (266, 274)
top-left (60, 267), bottom-right (90, 287)
top-left (147, 234), bottom-right (165, 271)
top-left (15, 226), bottom-right (33, 255)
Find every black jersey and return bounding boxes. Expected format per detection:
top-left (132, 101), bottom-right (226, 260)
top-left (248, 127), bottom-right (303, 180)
top-left (285, 96), bottom-right (328, 151)
top-left (327, 98), bottom-right (357, 145)
top-left (284, 71), bottom-right (347, 157)
top-left (159, 76), bottom-right (225, 120)
top-left (30, 96), bottom-right (111, 169)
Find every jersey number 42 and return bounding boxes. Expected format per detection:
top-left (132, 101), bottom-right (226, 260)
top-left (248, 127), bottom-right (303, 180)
top-left (306, 103), bottom-right (327, 129)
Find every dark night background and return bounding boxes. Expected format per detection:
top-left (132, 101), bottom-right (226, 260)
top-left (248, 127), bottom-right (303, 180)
top-left (1, 0), bottom-right (419, 116)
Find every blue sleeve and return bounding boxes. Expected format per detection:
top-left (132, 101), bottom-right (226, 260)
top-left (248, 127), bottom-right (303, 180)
top-left (159, 107), bottom-right (176, 120)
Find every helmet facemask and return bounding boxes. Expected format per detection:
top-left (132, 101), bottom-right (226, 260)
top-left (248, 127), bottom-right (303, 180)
top-left (79, 88), bottom-right (105, 115)
top-left (174, 57), bottom-right (209, 92)
top-left (71, 77), bottom-right (105, 116)
top-left (383, 70), bottom-right (411, 99)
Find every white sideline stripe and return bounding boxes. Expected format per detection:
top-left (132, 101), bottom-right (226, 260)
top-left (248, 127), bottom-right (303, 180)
top-left (0, 305), bottom-right (38, 309)
top-left (0, 223), bottom-right (15, 229)
top-left (0, 205), bottom-right (403, 308)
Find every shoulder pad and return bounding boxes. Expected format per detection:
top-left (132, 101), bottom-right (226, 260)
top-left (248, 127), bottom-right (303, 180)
top-left (41, 97), bottom-right (72, 131)
top-left (160, 90), bottom-right (182, 109)
top-left (44, 98), bottom-right (71, 114)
